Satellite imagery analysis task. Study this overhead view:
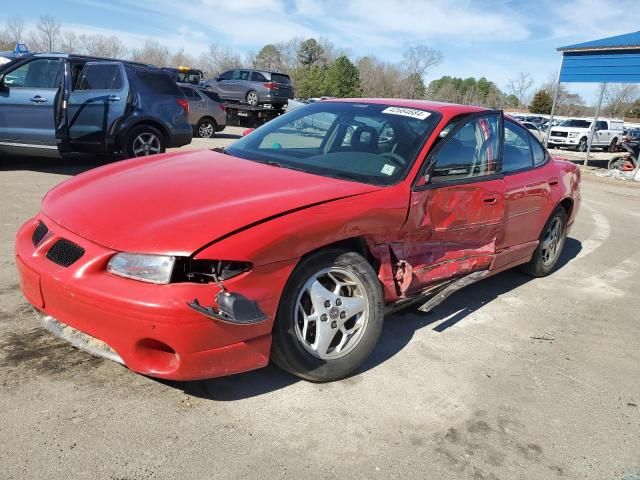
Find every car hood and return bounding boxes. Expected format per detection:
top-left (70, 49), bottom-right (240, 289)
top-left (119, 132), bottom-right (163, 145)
top-left (42, 150), bottom-right (381, 255)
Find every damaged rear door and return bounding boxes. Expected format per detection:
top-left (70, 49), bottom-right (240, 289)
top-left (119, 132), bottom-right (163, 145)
top-left (393, 111), bottom-right (505, 296)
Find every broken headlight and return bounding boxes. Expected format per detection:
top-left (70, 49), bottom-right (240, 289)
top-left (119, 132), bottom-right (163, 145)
top-left (171, 259), bottom-right (252, 284)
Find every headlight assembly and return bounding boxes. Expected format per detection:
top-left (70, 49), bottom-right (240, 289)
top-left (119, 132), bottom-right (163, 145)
top-left (107, 253), bottom-right (175, 284)
top-left (568, 132), bottom-right (579, 138)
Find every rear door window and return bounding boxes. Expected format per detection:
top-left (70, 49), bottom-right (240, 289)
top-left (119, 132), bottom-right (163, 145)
top-left (529, 134), bottom-right (547, 166)
top-left (76, 63), bottom-right (123, 90)
top-left (179, 86), bottom-right (200, 99)
top-left (251, 71), bottom-right (268, 82)
top-left (596, 121), bottom-right (608, 130)
top-left (503, 121), bottom-right (533, 173)
top-left (136, 70), bottom-right (182, 95)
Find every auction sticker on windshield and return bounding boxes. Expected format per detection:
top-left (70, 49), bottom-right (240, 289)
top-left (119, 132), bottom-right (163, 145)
top-left (381, 164), bottom-right (396, 176)
top-left (382, 107), bottom-right (431, 120)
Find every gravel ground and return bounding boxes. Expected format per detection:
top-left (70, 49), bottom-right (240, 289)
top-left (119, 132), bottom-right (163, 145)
top-left (0, 129), bottom-right (639, 479)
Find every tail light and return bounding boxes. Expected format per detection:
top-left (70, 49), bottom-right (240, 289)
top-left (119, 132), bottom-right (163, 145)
top-left (177, 98), bottom-right (189, 115)
top-left (263, 82), bottom-right (277, 90)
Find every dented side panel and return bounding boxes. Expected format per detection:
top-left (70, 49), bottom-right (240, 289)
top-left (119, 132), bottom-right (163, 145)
top-left (392, 179), bottom-right (505, 295)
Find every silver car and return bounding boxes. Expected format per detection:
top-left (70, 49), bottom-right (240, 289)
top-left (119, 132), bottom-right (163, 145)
top-left (203, 69), bottom-right (294, 108)
top-left (178, 83), bottom-right (227, 138)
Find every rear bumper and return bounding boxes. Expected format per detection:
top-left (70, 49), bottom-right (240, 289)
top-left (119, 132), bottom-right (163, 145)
top-left (261, 93), bottom-right (293, 104)
top-left (166, 125), bottom-right (193, 148)
top-left (14, 214), bottom-right (291, 380)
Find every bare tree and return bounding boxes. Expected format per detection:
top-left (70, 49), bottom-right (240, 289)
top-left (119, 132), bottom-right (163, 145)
top-left (197, 44), bottom-right (242, 77)
top-left (37, 15), bottom-right (61, 52)
top-left (402, 45), bottom-right (443, 98)
top-left (130, 39), bottom-right (169, 66)
top-left (507, 72), bottom-right (534, 106)
top-left (61, 30), bottom-right (78, 53)
top-left (603, 83), bottom-right (640, 118)
top-left (169, 47), bottom-right (195, 68)
top-left (6, 16), bottom-right (25, 43)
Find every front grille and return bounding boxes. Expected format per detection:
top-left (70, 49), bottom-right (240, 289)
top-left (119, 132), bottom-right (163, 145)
top-left (551, 130), bottom-right (568, 138)
top-left (32, 221), bottom-right (49, 246)
top-left (46, 239), bottom-right (85, 267)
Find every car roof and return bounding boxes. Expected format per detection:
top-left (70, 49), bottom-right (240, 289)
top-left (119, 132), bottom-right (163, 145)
top-left (30, 52), bottom-right (151, 68)
top-left (324, 98), bottom-right (487, 116)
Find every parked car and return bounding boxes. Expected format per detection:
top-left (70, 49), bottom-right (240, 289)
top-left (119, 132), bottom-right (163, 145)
top-left (548, 117), bottom-right (624, 152)
top-left (203, 69), bottom-right (293, 107)
top-left (178, 83), bottom-right (226, 138)
top-left (521, 121), bottom-right (545, 142)
top-left (0, 42), bottom-right (29, 66)
top-left (0, 53), bottom-right (192, 159)
top-left (15, 99), bottom-right (580, 382)
top-left (623, 127), bottom-right (640, 142)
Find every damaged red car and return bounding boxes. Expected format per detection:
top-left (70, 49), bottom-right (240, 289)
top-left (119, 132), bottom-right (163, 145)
top-left (15, 99), bottom-right (580, 382)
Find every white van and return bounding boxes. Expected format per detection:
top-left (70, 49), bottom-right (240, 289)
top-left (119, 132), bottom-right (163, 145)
top-left (548, 118), bottom-right (625, 151)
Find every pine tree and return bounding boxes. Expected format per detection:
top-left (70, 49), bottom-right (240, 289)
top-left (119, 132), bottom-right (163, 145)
top-left (529, 90), bottom-right (553, 114)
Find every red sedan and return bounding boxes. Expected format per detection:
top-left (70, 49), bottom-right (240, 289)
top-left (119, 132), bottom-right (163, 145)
top-left (15, 99), bottom-right (580, 382)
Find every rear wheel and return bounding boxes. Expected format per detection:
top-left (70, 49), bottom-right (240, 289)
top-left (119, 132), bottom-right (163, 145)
top-left (246, 90), bottom-right (259, 106)
top-left (124, 125), bottom-right (165, 158)
top-left (521, 208), bottom-right (568, 277)
top-left (271, 249), bottom-right (384, 382)
top-left (196, 117), bottom-right (216, 138)
top-left (608, 138), bottom-right (618, 152)
top-left (608, 156), bottom-right (636, 171)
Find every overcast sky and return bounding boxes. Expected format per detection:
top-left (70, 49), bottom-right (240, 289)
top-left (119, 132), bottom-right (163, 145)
top-left (4, 0), bottom-right (640, 104)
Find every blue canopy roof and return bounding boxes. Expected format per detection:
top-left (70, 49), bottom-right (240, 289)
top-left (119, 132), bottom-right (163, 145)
top-left (559, 31), bottom-right (640, 51)
top-left (557, 31), bottom-right (640, 83)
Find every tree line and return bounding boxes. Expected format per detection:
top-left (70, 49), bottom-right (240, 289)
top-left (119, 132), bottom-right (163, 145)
top-left (2, 14), bottom-right (638, 117)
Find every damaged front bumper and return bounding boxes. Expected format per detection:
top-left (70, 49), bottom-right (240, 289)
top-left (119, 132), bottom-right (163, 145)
top-left (14, 214), bottom-right (295, 380)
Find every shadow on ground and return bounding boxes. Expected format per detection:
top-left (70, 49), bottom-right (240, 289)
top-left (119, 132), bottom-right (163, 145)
top-left (0, 153), bottom-right (112, 175)
top-left (174, 238), bottom-right (582, 401)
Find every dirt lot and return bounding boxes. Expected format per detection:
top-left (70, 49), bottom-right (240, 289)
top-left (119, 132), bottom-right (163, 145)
top-left (1, 127), bottom-right (639, 479)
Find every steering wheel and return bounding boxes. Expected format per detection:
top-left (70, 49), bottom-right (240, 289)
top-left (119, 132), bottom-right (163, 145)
top-left (380, 152), bottom-right (404, 168)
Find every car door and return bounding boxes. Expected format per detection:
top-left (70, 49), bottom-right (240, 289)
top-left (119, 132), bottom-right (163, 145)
top-left (56, 61), bottom-right (129, 154)
top-left (396, 111), bottom-right (505, 295)
top-left (231, 69), bottom-right (251, 101)
top-left (0, 57), bottom-right (63, 149)
top-left (215, 70), bottom-right (234, 99)
top-left (595, 120), bottom-right (609, 146)
top-left (494, 120), bottom-right (554, 269)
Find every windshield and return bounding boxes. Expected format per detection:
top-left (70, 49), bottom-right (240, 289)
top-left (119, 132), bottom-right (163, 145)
top-left (559, 119), bottom-right (591, 128)
top-left (225, 102), bottom-right (440, 185)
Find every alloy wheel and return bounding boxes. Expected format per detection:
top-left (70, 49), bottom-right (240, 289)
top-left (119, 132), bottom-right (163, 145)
top-left (132, 132), bottom-right (161, 156)
top-left (541, 217), bottom-right (563, 266)
top-left (247, 91), bottom-right (259, 106)
top-left (198, 122), bottom-right (214, 138)
top-left (294, 267), bottom-right (369, 360)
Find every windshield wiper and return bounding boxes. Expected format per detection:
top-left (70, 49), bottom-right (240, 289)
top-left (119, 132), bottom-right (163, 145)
top-left (260, 160), bottom-right (306, 172)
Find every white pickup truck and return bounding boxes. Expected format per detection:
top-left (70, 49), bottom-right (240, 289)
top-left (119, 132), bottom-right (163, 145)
top-left (548, 118), bottom-right (624, 152)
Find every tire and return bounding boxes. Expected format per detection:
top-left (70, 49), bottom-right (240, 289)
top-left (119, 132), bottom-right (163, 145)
top-left (521, 208), bottom-right (568, 277)
top-left (608, 138), bottom-right (618, 152)
top-left (608, 156), bottom-right (636, 171)
top-left (123, 125), bottom-right (165, 158)
top-left (271, 249), bottom-right (384, 382)
top-left (577, 137), bottom-right (588, 152)
top-left (246, 90), bottom-right (259, 106)
top-left (196, 117), bottom-right (216, 138)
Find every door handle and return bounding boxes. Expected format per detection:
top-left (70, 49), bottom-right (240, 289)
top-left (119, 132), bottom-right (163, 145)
top-left (548, 177), bottom-right (559, 186)
top-left (30, 96), bottom-right (47, 103)
top-left (108, 95), bottom-right (121, 102)
top-left (482, 194), bottom-right (500, 205)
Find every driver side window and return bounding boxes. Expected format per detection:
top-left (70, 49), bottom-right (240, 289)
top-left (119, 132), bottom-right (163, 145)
top-left (4, 58), bottom-right (62, 88)
top-left (430, 113), bottom-right (500, 183)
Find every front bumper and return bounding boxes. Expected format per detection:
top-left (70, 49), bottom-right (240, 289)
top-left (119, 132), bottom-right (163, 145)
top-left (548, 137), bottom-right (579, 146)
top-left (15, 214), bottom-right (292, 380)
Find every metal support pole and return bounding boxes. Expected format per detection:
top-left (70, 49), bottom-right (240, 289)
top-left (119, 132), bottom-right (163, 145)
top-left (545, 56), bottom-right (564, 149)
top-left (584, 82), bottom-right (606, 166)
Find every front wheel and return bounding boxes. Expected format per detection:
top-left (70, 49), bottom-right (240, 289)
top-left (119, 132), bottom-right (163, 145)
top-left (271, 250), bottom-right (384, 382)
top-left (521, 208), bottom-right (568, 277)
top-left (577, 138), bottom-right (588, 152)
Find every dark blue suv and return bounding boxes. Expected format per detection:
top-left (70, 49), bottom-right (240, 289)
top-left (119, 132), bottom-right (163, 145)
top-left (0, 53), bottom-right (192, 158)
